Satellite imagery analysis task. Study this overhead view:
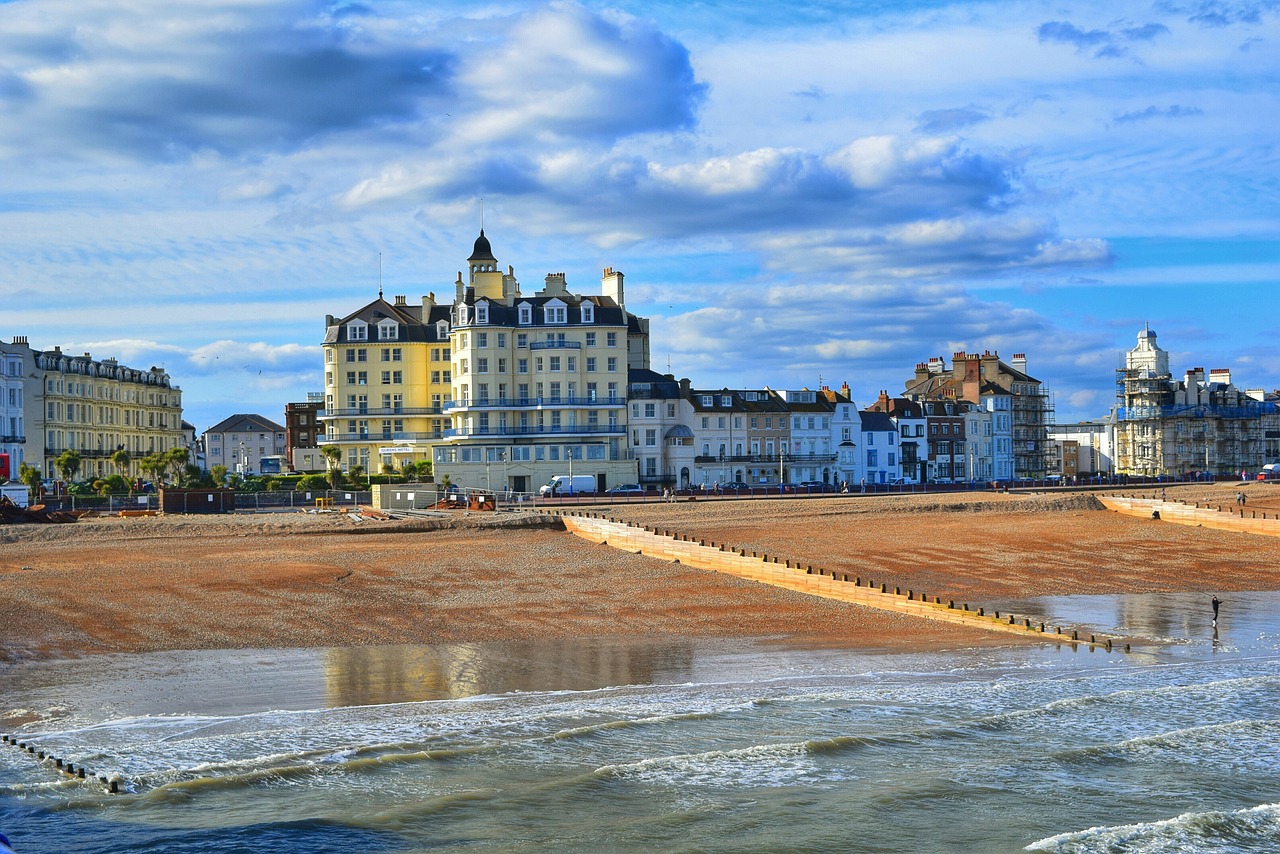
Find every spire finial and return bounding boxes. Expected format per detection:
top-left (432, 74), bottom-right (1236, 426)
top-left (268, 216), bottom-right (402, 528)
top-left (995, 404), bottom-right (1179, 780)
top-left (378, 252), bottom-right (383, 299)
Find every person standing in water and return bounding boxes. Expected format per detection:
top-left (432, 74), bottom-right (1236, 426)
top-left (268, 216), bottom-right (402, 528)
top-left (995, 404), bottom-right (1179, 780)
top-left (1212, 596), bottom-right (1221, 625)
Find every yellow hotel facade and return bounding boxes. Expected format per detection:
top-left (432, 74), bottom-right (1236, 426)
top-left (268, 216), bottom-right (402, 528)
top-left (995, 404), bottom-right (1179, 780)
top-left (320, 232), bottom-right (650, 492)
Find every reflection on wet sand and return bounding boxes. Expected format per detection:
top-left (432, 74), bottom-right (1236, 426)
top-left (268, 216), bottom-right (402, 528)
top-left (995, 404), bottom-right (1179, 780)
top-left (323, 640), bottom-right (699, 707)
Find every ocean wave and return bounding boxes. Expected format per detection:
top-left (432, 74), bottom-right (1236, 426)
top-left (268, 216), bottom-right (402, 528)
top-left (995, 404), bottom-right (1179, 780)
top-left (1027, 801), bottom-right (1280, 853)
top-left (595, 741), bottom-right (823, 788)
top-left (1047, 718), bottom-right (1280, 770)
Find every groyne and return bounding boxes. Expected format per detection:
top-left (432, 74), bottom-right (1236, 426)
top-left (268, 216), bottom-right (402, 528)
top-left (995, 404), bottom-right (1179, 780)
top-left (549, 510), bottom-right (1124, 651)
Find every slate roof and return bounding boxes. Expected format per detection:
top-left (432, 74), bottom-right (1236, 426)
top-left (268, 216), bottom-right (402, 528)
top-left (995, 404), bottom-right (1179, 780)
top-left (204, 413), bottom-right (286, 434)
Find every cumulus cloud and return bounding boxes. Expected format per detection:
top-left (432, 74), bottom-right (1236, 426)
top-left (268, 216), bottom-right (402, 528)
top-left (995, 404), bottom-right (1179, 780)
top-left (0, 0), bottom-right (455, 161)
top-left (459, 3), bottom-right (705, 144)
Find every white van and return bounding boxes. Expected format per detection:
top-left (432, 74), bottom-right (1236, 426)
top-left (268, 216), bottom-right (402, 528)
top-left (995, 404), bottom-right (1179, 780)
top-left (538, 475), bottom-right (596, 497)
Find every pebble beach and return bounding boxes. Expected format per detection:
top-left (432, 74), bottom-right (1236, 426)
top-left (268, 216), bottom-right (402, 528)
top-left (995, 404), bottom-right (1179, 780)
top-left (1, 483), bottom-right (1277, 665)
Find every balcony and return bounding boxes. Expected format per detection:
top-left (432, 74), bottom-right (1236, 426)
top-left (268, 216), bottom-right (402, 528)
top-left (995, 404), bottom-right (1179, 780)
top-left (320, 432), bottom-right (443, 444)
top-left (445, 396), bottom-right (625, 413)
top-left (693, 452), bottom-right (837, 465)
top-left (443, 425), bottom-right (626, 439)
top-left (529, 340), bottom-right (582, 350)
top-left (319, 406), bottom-right (444, 419)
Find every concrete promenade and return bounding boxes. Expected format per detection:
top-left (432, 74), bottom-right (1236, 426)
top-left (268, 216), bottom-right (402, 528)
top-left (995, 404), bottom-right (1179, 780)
top-left (550, 510), bottom-right (1124, 651)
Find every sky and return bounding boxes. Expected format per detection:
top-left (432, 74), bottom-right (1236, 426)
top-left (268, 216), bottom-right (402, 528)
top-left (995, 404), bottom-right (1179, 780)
top-left (2, 0), bottom-right (1276, 432)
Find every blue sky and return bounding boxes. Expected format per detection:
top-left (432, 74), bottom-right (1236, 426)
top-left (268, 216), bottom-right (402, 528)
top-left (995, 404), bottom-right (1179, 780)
top-left (2, 0), bottom-right (1276, 432)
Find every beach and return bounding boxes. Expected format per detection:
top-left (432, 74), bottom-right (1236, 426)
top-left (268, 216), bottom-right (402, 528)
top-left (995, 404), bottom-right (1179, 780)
top-left (4, 483), bottom-right (1280, 853)
top-left (2, 483), bottom-right (1278, 667)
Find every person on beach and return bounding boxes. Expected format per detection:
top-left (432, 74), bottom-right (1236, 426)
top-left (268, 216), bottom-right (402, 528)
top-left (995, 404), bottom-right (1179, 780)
top-left (1212, 596), bottom-right (1221, 625)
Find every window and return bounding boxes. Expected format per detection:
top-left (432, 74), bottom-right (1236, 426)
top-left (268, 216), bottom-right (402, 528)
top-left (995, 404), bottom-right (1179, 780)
top-left (550, 356), bottom-right (561, 372)
top-left (477, 332), bottom-right (488, 348)
top-left (607, 332), bottom-right (618, 347)
top-left (519, 304), bottom-right (532, 324)
top-left (377, 322), bottom-right (398, 340)
top-left (346, 371), bottom-right (356, 385)
top-left (544, 305), bottom-right (567, 324)
top-left (586, 332), bottom-right (596, 347)
top-left (607, 357), bottom-right (617, 372)
top-left (477, 358), bottom-right (489, 374)
top-left (476, 304), bottom-right (488, 324)
top-left (346, 350), bottom-right (356, 363)
top-left (431, 371), bottom-right (441, 383)
top-left (381, 371), bottom-right (391, 384)
top-left (566, 356), bottom-right (576, 372)
top-left (392, 371), bottom-right (401, 384)
top-left (347, 322), bottom-right (367, 341)
top-left (497, 333), bottom-right (506, 348)
top-left (518, 358), bottom-right (529, 374)
top-left (645, 429), bottom-right (657, 446)
top-left (586, 357), bottom-right (597, 372)
top-left (459, 359), bottom-right (468, 375)
top-left (582, 302), bottom-right (594, 323)
top-left (516, 333), bottom-right (528, 347)
top-left (498, 358), bottom-right (507, 373)
top-left (644, 403), bottom-right (656, 418)
top-left (867, 450), bottom-right (878, 467)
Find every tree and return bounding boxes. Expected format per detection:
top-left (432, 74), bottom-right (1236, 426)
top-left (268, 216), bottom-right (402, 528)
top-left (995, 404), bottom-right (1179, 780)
top-left (18, 463), bottom-right (40, 503)
top-left (349, 463), bottom-right (365, 487)
top-left (110, 449), bottom-right (132, 490)
top-left (321, 445), bottom-right (343, 489)
top-left (54, 450), bottom-right (82, 484)
top-left (138, 453), bottom-right (167, 487)
top-left (210, 464), bottom-right (229, 487)
top-left (165, 447), bottom-right (191, 484)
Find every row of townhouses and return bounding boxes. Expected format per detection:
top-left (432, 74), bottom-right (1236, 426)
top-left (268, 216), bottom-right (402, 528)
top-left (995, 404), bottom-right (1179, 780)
top-left (317, 232), bottom-right (1059, 493)
top-left (8, 241), bottom-right (1276, 491)
top-left (0, 336), bottom-right (187, 481)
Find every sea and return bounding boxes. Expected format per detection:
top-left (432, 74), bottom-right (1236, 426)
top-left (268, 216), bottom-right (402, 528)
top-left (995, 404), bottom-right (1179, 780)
top-left (3, 590), bottom-right (1280, 853)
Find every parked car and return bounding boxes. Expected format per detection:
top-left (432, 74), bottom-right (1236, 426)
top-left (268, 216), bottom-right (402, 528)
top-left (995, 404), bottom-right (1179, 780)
top-left (721, 481), bottom-right (752, 490)
top-left (798, 481), bottom-right (834, 491)
top-left (606, 483), bottom-right (648, 496)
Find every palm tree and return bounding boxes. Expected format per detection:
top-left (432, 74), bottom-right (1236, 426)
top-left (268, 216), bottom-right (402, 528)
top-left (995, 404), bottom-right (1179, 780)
top-left (211, 464), bottom-right (229, 487)
top-left (138, 453), bottom-right (167, 488)
top-left (321, 445), bottom-right (343, 490)
top-left (165, 447), bottom-right (191, 484)
top-left (110, 449), bottom-right (133, 492)
top-left (54, 450), bottom-right (82, 485)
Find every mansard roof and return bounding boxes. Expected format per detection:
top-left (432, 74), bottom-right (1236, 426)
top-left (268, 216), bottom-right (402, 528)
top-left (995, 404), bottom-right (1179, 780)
top-left (324, 297), bottom-right (452, 344)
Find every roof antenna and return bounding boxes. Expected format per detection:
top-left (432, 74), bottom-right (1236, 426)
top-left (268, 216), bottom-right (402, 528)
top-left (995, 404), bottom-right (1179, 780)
top-left (480, 197), bottom-right (485, 233)
top-left (378, 252), bottom-right (383, 299)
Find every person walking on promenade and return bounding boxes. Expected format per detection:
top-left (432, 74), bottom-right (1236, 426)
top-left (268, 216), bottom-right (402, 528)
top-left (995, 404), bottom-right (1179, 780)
top-left (1212, 596), bottom-right (1221, 626)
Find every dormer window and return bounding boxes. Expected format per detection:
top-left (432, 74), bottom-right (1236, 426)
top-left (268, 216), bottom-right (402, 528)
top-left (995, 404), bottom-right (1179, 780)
top-left (476, 303), bottom-right (489, 324)
top-left (347, 320), bottom-right (368, 341)
top-left (581, 302), bottom-right (595, 323)
top-left (377, 320), bottom-right (398, 340)
top-left (544, 301), bottom-right (567, 324)
top-left (518, 303), bottom-right (532, 325)
top-left (436, 320), bottom-right (449, 338)
top-left (458, 304), bottom-right (471, 324)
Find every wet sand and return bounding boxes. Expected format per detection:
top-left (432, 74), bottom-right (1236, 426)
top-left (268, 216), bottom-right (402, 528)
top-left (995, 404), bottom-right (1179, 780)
top-left (1, 483), bottom-right (1277, 665)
